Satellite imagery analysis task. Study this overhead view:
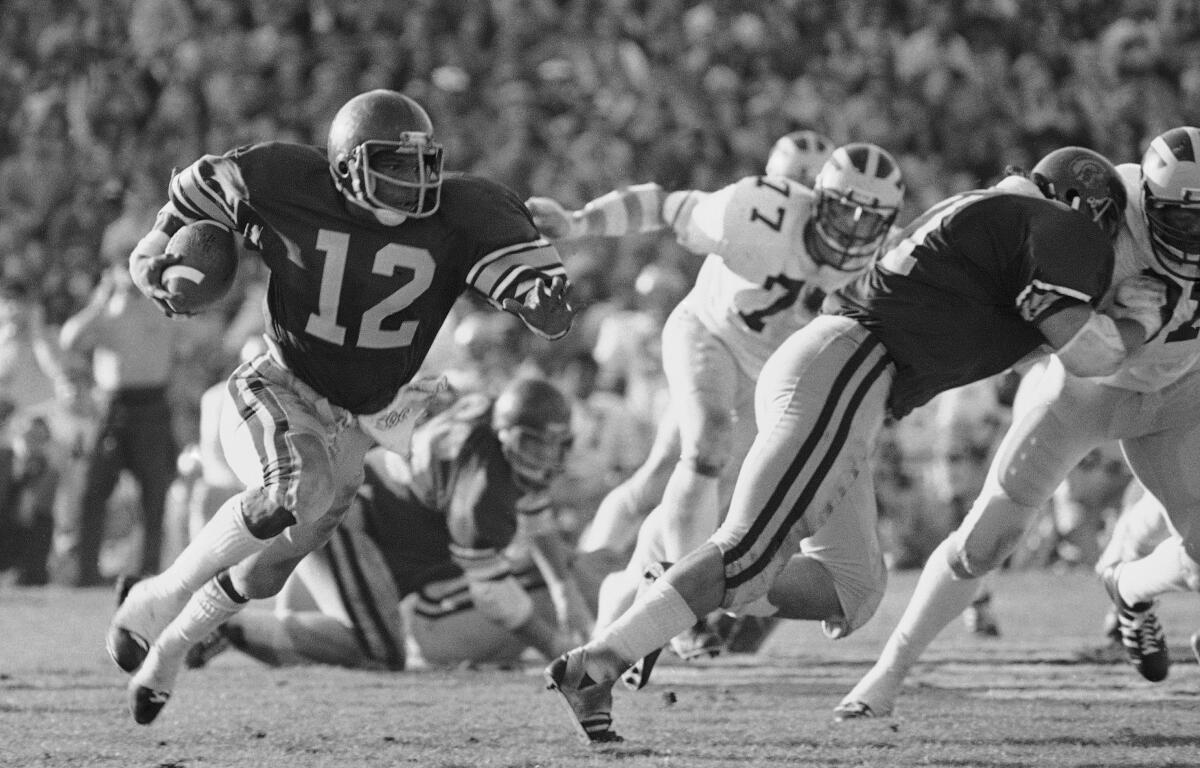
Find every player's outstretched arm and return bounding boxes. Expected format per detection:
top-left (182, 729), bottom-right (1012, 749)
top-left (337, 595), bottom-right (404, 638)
top-left (526, 183), bottom-right (670, 241)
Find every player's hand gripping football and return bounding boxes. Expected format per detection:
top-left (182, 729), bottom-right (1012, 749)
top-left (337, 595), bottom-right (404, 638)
top-left (525, 197), bottom-right (585, 240)
top-left (129, 248), bottom-right (192, 318)
top-left (504, 275), bottom-right (573, 340)
top-left (1109, 272), bottom-right (1174, 340)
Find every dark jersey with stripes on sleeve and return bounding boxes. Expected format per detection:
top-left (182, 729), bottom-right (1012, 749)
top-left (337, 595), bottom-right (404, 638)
top-left (163, 141), bottom-right (565, 414)
top-left (826, 191), bottom-right (1114, 418)
top-left (352, 394), bottom-right (551, 596)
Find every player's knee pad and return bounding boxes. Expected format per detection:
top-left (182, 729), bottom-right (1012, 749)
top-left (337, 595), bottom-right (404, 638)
top-left (236, 486), bottom-right (297, 539)
top-left (238, 467), bottom-right (337, 539)
top-left (678, 443), bottom-right (729, 478)
top-left (946, 490), bottom-right (1041, 579)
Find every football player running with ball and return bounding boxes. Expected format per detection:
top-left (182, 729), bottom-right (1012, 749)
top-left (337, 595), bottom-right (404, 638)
top-left (837, 128), bottom-right (1200, 720)
top-left (544, 146), bottom-right (1155, 745)
top-left (106, 89), bottom-right (573, 724)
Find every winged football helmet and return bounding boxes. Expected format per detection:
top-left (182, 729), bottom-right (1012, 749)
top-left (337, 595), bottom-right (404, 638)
top-left (328, 89), bottom-right (444, 225)
top-left (811, 143), bottom-right (905, 271)
top-left (1140, 126), bottom-right (1200, 280)
top-left (765, 130), bottom-right (836, 187)
top-left (1031, 146), bottom-right (1126, 241)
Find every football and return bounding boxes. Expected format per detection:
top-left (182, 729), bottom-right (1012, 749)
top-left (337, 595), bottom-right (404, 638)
top-left (161, 221), bottom-right (239, 314)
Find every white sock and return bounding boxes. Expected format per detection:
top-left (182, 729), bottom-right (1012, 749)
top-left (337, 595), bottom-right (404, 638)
top-left (589, 577), bottom-right (696, 678)
top-left (135, 577), bottom-right (246, 690)
top-left (842, 538), bottom-right (981, 708)
top-left (158, 492), bottom-right (272, 596)
top-left (1118, 537), bottom-right (1195, 606)
top-left (155, 576), bottom-right (246, 659)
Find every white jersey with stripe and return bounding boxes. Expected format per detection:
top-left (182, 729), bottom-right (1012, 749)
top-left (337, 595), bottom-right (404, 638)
top-left (665, 176), bottom-right (869, 378)
top-left (1095, 164), bottom-right (1200, 392)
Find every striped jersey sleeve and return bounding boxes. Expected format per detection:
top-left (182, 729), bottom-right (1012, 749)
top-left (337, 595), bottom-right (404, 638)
top-left (575, 183), bottom-right (670, 237)
top-left (464, 235), bottom-right (566, 308)
top-left (165, 153), bottom-right (247, 231)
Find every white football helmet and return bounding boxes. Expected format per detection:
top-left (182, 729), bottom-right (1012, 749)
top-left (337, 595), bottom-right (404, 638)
top-left (811, 143), bottom-right (905, 271)
top-left (764, 129), bottom-right (836, 187)
top-left (327, 89), bottom-right (444, 225)
top-left (1140, 126), bottom-right (1200, 280)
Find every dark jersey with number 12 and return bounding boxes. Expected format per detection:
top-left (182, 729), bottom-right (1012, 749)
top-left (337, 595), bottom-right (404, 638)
top-left (826, 191), bottom-right (1114, 417)
top-left (162, 141), bottom-right (565, 414)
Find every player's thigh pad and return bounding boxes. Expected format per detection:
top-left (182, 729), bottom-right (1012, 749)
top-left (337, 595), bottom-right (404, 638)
top-left (1121, 365), bottom-right (1200, 540)
top-left (220, 353), bottom-right (373, 529)
top-left (711, 315), bottom-right (893, 612)
top-left (795, 471), bottom-right (888, 636)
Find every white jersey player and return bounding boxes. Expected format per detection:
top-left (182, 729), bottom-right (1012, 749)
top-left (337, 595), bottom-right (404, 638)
top-left (837, 127), bottom-right (1200, 720)
top-left (529, 138), bottom-right (906, 660)
top-left (571, 132), bottom-right (835, 571)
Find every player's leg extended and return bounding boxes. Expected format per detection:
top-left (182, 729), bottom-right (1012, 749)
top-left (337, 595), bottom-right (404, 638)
top-left (594, 503), bottom-right (670, 632)
top-left (229, 505), bottom-right (406, 669)
top-left (769, 470), bottom-right (888, 638)
top-left (1104, 372), bottom-right (1200, 676)
top-left (656, 304), bottom-right (746, 561)
top-left (122, 359), bottom-right (374, 722)
top-left (546, 316), bottom-right (893, 740)
top-left (108, 359), bottom-right (334, 675)
top-left (576, 408), bottom-right (679, 557)
top-left (838, 361), bottom-right (1118, 719)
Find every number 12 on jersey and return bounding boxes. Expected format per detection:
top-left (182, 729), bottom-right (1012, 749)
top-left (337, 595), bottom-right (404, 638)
top-left (305, 229), bottom-right (436, 349)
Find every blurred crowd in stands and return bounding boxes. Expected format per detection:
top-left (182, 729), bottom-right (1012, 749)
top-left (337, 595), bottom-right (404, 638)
top-left (0, 0), bottom-right (1193, 586)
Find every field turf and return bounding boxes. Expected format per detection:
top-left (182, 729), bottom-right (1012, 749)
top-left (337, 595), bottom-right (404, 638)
top-left (3, 569), bottom-right (1198, 767)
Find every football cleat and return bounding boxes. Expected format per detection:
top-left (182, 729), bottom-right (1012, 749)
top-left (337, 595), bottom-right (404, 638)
top-left (832, 700), bottom-right (886, 721)
top-left (1102, 564), bottom-right (1169, 682)
top-left (106, 576), bottom-right (188, 674)
top-left (620, 648), bottom-right (661, 692)
top-left (544, 650), bottom-right (623, 745)
top-left (129, 644), bottom-right (183, 725)
top-left (130, 684), bottom-right (171, 725)
top-left (963, 592), bottom-right (1001, 638)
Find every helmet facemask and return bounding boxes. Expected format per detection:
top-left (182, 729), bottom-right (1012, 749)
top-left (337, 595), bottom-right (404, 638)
top-left (337, 134), bottom-right (443, 223)
top-left (1144, 193), bottom-right (1200, 279)
top-left (1138, 127), bottom-right (1200, 280)
top-left (810, 143), bottom-right (904, 272)
top-left (497, 423), bottom-right (574, 491)
top-left (813, 189), bottom-right (898, 271)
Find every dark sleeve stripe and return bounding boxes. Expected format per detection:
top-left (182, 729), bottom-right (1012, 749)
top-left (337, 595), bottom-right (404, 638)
top-left (467, 240), bottom-right (564, 299)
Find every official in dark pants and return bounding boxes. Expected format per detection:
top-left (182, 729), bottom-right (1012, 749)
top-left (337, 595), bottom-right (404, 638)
top-left (76, 386), bottom-right (178, 584)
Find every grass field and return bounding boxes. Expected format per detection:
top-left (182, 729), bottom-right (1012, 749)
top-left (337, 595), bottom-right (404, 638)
top-left (4, 569), bottom-right (1199, 768)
